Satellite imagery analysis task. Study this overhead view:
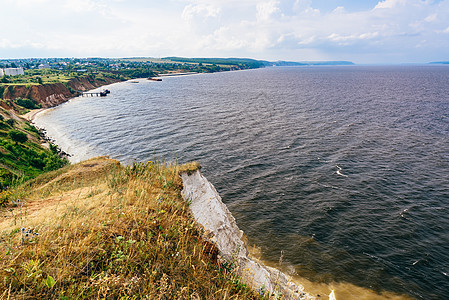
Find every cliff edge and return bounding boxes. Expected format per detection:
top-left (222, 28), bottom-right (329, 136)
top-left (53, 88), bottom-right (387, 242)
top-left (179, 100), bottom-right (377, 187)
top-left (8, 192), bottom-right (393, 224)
top-left (181, 169), bottom-right (316, 300)
top-left (1, 76), bottom-right (119, 108)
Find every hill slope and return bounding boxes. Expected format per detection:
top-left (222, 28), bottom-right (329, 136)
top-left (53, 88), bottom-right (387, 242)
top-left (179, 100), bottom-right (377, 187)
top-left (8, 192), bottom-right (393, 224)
top-left (0, 158), bottom-right (261, 299)
top-left (0, 107), bottom-right (68, 192)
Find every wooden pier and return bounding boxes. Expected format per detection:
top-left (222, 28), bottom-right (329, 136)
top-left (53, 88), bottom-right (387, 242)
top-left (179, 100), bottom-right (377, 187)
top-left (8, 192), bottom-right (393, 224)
top-left (82, 92), bottom-right (106, 97)
top-left (81, 89), bottom-right (110, 97)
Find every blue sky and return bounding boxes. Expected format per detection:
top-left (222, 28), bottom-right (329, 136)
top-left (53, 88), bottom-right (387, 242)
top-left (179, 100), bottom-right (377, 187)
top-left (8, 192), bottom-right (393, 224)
top-left (1, 0), bottom-right (449, 63)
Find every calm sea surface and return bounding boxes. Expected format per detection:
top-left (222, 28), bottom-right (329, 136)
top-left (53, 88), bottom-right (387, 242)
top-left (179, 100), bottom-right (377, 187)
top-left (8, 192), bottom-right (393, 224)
top-left (34, 66), bottom-right (449, 299)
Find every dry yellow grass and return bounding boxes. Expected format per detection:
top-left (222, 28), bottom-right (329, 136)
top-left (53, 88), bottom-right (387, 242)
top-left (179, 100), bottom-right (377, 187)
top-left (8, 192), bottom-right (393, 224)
top-left (0, 157), bottom-right (261, 299)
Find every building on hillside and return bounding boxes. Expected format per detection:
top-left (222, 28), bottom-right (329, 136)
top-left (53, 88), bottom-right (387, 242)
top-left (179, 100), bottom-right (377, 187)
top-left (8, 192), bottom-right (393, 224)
top-left (38, 63), bottom-right (50, 69)
top-left (0, 69), bottom-right (3, 76)
top-left (4, 67), bottom-right (24, 76)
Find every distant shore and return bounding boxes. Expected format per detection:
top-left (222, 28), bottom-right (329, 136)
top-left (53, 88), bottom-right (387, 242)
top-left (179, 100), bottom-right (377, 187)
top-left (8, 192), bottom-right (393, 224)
top-left (158, 72), bottom-right (198, 77)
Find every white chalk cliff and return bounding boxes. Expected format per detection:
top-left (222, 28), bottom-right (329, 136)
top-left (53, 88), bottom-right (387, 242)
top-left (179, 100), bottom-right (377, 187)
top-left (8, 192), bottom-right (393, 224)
top-left (181, 169), bottom-right (316, 299)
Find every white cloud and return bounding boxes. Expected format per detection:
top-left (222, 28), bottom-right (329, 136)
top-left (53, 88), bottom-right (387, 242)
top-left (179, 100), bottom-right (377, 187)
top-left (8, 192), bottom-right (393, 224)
top-left (256, 1), bottom-right (281, 21)
top-left (374, 0), bottom-right (407, 9)
top-left (332, 6), bottom-right (346, 14)
top-left (293, 0), bottom-right (311, 12)
top-left (425, 13), bottom-right (437, 22)
top-left (63, 0), bottom-right (97, 12)
top-left (5, 0), bottom-right (50, 8)
top-left (182, 3), bottom-right (221, 21)
top-left (1, 0), bottom-right (449, 62)
top-left (293, 0), bottom-right (320, 15)
top-left (328, 32), bottom-right (380, 43)
top-left (0, 39), bottom-right (16, 48)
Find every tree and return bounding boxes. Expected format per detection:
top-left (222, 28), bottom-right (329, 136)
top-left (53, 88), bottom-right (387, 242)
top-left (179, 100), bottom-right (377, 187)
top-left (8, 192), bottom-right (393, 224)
top-left (14, 98), bottom-right (41, 109)
top-left (5, 119), bottom-right (14, 126)
top-left (1, 76), bottom-right (10, 83)
top-left (8, 130), bottom-right (28, 144)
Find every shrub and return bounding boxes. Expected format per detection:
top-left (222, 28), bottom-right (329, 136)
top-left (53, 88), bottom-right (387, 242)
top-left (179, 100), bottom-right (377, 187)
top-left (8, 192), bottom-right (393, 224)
top-left (8, 129), bottom-right (28, 144)
top-left (30, 157), bottom-right (46, 170)
top-left (5, 119), bottom-right (14, 126)
top-left (14, 98), bottom-right (41, 109)
top-left (44, 155), bottom-right (68, 171)
top-left (25, 124), bottom-right (39, 134)
top-left (63, 82), bottom-right (76, 94)
top-left (49, 143), bottom-right (58, 155)
top-left (0, 168), bottom-right (17, 192)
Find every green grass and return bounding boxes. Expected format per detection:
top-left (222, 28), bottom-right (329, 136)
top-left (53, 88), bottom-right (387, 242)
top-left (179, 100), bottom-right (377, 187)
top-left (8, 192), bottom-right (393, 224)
top-left (0, 69), bottom-right (115, 87)
top-left (1, 69), bottom-right (69, 86)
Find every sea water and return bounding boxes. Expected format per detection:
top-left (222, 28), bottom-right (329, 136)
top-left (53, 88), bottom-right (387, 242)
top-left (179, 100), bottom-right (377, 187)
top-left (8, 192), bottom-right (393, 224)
top-left (34, 66), bottom-right (449, 299)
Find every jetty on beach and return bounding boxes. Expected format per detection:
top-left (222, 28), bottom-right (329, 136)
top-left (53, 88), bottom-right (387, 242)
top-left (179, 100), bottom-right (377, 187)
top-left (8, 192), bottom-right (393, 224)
top-left (81, 89), bottom-right (110, 97)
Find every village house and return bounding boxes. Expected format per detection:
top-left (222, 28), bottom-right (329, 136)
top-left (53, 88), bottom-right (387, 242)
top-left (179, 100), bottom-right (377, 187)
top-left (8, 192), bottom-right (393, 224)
top-left (38, 63), bottom-right (50, 69)
top-left (2, 67), bottom-right (24, 76)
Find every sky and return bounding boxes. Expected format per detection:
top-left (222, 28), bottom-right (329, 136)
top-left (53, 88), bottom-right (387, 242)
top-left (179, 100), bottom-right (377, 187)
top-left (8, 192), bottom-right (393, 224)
top-left (1, 0), bottom-right (449, 64)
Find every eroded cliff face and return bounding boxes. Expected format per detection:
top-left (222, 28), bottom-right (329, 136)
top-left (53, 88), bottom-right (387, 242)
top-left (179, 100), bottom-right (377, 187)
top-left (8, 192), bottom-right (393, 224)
top-left (67, 76), bottom-right (118, 92)
top-left (181, 170), bottom-right (317, 300)
top-left (2, 76), bottom-right (120, 108)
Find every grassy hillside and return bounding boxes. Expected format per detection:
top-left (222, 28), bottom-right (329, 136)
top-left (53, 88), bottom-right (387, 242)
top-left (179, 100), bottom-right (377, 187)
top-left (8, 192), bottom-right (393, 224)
top-left (0, 69), bottom-right (122, 87)
top-left (0, 107), bottom-right (68, 194)
top-left (0, 157), bottom-right (261, 299)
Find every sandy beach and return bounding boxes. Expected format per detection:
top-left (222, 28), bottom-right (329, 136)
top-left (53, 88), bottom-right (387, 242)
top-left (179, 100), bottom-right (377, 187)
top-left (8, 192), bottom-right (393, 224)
top-left (22, 108), bottom-right (47, 122)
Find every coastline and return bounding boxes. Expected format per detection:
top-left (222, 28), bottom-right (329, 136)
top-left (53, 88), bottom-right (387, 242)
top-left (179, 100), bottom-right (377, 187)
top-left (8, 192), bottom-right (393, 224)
top-left (21, 76), bottom-right (320, 298)
top-left (18, 72), bottom-right (415, 300)
top-left (21, 74), bottom-right (134, 123)
top-left (22, 108), bottom-right (47, 122)
top-left (19, 73), bottom-right (203, 157)
top-left (21, 80), bottom-right (118, 122)
top-left (19, 81), bottom-right (120, 162)
top-left (22, 78), bottom-right (161, 163)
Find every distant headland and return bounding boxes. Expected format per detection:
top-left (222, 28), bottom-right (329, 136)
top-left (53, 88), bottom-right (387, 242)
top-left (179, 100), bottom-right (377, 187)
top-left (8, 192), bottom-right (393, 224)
top-left (429, 61), bottom-right (449, 65)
